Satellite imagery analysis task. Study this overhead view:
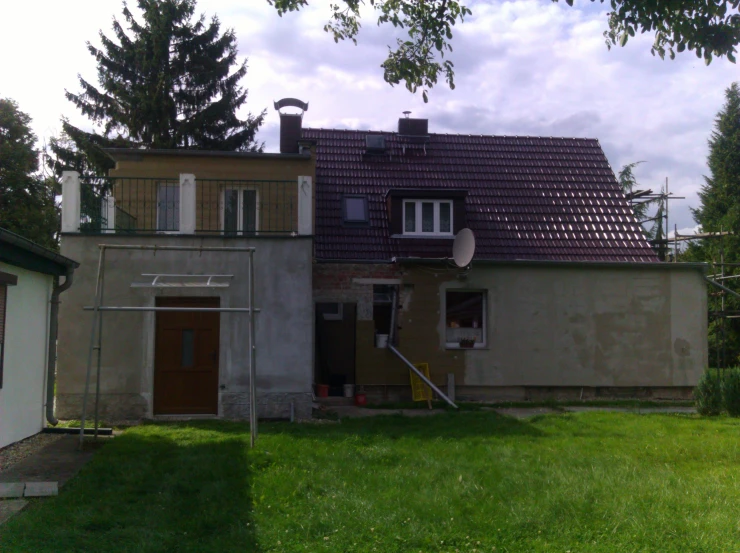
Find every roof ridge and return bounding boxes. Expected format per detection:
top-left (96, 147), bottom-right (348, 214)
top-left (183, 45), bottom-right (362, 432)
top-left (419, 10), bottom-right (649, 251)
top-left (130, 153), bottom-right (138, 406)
top-left (302, 127), bottom-right (600, 142)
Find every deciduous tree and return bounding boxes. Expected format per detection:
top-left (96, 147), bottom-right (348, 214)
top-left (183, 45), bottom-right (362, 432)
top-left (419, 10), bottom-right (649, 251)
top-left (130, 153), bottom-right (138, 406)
top-left (267, 0), bottom-right (740, 101)
top-left (686, 82), bottom-right (740, 365)
top-left (0, 99), bottom-right (58, 250)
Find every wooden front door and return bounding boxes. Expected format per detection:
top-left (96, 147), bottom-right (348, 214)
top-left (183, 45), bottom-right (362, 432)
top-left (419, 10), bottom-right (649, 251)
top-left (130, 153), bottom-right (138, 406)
top-left (154, 297), bottom-right (220, 415)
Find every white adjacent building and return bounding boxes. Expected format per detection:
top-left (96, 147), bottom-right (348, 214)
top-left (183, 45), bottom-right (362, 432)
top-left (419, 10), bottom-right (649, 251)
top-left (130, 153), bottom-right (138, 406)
top-left (0, 229), bottom-right (78, 449)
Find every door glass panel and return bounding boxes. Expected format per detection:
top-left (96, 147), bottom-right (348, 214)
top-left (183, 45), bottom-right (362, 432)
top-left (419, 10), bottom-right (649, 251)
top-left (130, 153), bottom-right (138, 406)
top-left (224, 189), bottom-right (239, 235)
top-left (404, 202), bottom-right (416, 233)
top-left (181, 329), bottom-right (194, 367)
top-left (421, 202), bottom-right (434, 232)
top-left (439, 202), bottom-right (451, 233)
top-left (243, 190), bottom-right (257, 233)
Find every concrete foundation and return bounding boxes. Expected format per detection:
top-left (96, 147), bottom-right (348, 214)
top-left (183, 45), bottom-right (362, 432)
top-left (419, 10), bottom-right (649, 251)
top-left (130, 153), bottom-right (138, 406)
top-left (361, 384), bottom-right (695, 403)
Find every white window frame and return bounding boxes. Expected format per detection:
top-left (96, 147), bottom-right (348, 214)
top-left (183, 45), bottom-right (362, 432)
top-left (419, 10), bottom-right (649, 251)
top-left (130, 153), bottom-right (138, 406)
top-left (220, 186), bottom-right (260, 234)
top-left (402, 199), bottom-right (453, 236)
top-left (156, 183), bottom-right (180, 234)
top-left (444, 290), bottom-right (487, 349)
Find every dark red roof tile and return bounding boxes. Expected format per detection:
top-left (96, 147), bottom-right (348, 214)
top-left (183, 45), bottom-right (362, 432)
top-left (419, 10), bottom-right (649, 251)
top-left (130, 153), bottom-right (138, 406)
top-left (303, 128), bottom-right (658, 263)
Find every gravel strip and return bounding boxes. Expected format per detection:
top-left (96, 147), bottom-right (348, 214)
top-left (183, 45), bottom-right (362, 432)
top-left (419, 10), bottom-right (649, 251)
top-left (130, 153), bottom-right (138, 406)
top-left (0, 433), bottom-right (63, 474)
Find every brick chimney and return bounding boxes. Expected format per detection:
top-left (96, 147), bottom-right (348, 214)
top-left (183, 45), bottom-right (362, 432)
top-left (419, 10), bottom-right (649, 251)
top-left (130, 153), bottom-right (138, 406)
top-left (274, 98), bottom-right (309, 154)
top-left (398, 112), bottom-right (428, 136)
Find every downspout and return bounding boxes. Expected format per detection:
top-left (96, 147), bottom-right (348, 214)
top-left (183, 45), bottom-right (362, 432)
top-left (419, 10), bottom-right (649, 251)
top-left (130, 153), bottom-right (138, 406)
top-left (46, 268), bottom-right (74, 426)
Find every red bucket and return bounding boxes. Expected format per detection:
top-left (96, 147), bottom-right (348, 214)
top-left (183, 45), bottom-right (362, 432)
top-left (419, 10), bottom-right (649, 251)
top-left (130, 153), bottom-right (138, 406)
top-left (316, 384), bottom-right (329, 398)
top-left (354, 393), bottom-right (367, 406)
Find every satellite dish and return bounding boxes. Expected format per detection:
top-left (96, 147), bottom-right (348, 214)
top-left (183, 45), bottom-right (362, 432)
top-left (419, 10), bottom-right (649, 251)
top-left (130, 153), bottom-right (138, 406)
top-left (452, 228), bottom-right (475, 268)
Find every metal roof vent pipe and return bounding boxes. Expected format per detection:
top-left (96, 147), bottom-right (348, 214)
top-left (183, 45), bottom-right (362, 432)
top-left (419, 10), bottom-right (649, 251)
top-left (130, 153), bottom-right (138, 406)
top-left (274, 98), bottom-right (309, 154)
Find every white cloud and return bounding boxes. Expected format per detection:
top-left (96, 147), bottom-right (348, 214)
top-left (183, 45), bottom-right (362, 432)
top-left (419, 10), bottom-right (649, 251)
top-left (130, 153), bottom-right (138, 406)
top-left (0, 0), bottom-right (736, 233)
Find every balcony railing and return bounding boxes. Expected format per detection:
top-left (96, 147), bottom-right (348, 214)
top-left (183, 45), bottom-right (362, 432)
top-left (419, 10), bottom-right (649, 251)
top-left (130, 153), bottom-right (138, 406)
top-left (75, 175), bottom-right (301, 235)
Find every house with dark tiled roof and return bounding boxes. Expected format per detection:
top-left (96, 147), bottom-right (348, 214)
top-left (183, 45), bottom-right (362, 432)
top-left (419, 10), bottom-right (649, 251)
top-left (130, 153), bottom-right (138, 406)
top-left (53, 101), bottom-right (707, 422)
top-left (299, 115), bottom-right (707, 403)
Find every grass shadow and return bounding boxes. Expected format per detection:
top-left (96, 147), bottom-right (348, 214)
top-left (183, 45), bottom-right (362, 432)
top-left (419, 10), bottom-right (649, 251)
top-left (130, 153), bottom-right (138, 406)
top-left (262, 410), bottom-right (545, 441)
top-left (0, 424), bottom-right (256, 553)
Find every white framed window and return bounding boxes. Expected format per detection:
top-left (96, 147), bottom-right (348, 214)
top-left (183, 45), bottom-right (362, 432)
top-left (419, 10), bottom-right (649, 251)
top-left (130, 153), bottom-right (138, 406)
top-left (222, 187), bottom-right (259, 235)
top-left (157, 184), bottom-right (180, 232)
top-left (402, 199), bottom-right (453, 236)
top-left (445, 290), bottom-right (486, 349)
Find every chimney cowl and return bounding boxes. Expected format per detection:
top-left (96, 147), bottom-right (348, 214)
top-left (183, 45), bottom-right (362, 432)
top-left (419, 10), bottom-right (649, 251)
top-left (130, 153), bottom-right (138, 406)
top-left (274, 98), bottom-right (309, 154)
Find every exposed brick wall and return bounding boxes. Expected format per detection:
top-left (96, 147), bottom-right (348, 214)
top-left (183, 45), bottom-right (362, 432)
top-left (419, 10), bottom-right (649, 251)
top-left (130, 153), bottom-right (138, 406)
top-left (313, 263), bottom-right (401, 291)
top-left (313, 262), bottom-right (402, 321)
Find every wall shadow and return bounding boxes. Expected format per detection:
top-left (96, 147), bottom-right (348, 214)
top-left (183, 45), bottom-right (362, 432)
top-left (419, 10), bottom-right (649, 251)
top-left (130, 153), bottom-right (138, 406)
top-left (0, 427), bottom-right (255, 553)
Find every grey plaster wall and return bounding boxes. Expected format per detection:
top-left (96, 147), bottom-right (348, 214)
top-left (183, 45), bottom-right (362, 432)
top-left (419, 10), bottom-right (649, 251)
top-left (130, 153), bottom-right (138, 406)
top-left (451, 264), bottom-right (707, 387)
top-left (57, 235), bottom-right (313, 420)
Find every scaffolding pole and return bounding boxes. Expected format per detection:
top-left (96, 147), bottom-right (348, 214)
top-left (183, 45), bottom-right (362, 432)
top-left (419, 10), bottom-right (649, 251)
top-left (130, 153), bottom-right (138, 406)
top-left (93, 248), bottom-right (106, 440)
top-left (249, 250), bottom-right (257, 448)
top-left (79, 247), bottom-right (105, 450)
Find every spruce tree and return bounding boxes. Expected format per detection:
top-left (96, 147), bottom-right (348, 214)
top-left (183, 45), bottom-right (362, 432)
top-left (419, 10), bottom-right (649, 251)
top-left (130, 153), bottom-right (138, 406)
top-left (618, 161), bottom-right (666, 257)
top-left (56, 0), bottom-right (265, 174)
top-left (687, 82), bottom-right (740, 366)
top-left (0, 99), bottom-right (58, 250)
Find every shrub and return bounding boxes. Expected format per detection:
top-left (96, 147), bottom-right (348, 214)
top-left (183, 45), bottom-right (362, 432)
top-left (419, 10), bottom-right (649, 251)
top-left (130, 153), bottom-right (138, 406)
top-left (695, 369), bottom-right (723, 416)
top-left (722, 368), bottom-right (740, 417)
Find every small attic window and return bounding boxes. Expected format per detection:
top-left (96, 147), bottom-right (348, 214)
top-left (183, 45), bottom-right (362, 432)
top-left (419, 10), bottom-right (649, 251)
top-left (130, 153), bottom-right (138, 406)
top-left (343, 195), bottom-right (369, 225)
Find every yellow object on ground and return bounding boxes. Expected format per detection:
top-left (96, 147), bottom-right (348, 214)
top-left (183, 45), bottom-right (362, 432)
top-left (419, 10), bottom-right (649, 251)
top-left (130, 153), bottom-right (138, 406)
top-left (409, 363), bottom-right (432, 402)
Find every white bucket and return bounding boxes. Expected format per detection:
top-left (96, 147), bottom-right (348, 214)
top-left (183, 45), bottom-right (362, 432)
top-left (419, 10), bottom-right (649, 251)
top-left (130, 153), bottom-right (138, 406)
top-left (376, 334), bottom-right (389, 348)
top-left (343, 384), bottom-right (354, 398)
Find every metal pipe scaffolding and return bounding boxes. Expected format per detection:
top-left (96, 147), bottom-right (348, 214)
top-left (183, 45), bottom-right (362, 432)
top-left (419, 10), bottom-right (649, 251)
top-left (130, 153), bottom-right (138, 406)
top-left (78, 243), bottom-right (261, 449)
top-left (94, 244), bottom-right (256, 252)
top-left (83, 307), bottom-right (261, 313)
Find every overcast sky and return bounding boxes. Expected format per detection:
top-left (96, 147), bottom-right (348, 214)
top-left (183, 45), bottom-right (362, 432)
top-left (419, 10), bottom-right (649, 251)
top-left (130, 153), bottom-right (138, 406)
top-left (2, 0), bottom-right (739, 234)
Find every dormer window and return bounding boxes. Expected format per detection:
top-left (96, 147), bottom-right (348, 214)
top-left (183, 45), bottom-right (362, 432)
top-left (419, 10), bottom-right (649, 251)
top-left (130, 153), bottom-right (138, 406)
top-left (402, 199), bottom-right (452, 236)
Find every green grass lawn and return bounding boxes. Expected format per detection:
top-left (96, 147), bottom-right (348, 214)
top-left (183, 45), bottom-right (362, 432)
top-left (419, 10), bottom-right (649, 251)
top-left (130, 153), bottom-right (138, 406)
top-left (2, 412), bottom-right (740, 552)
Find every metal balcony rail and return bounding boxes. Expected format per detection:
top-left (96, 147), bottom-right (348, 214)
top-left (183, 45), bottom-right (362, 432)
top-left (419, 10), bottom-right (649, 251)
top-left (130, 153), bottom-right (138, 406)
top-left (196, 179), bottom-right (297, 235)
top-left (78, 176), bottom-right (297, 235)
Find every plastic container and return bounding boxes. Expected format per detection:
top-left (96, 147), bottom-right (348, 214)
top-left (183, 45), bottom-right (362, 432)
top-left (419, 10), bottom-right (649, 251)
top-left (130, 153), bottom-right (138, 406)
top-left (343, 384), bottom-right (354, 398)
top-left (355, 392), bottom-right (367, 406)
top-left (375, 334), bottom-right (389, 348)
top-left (316, 384), bottom-right (329, 398)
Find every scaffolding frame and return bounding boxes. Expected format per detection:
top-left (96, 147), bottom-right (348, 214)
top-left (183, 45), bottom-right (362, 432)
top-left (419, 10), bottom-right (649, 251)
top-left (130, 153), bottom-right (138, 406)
top-left (625, 176), bottom-right (685, 261)
top-left (663, 229), bottom-right (737, 369)
top-left (79, 244), bottom-right (259, 449)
